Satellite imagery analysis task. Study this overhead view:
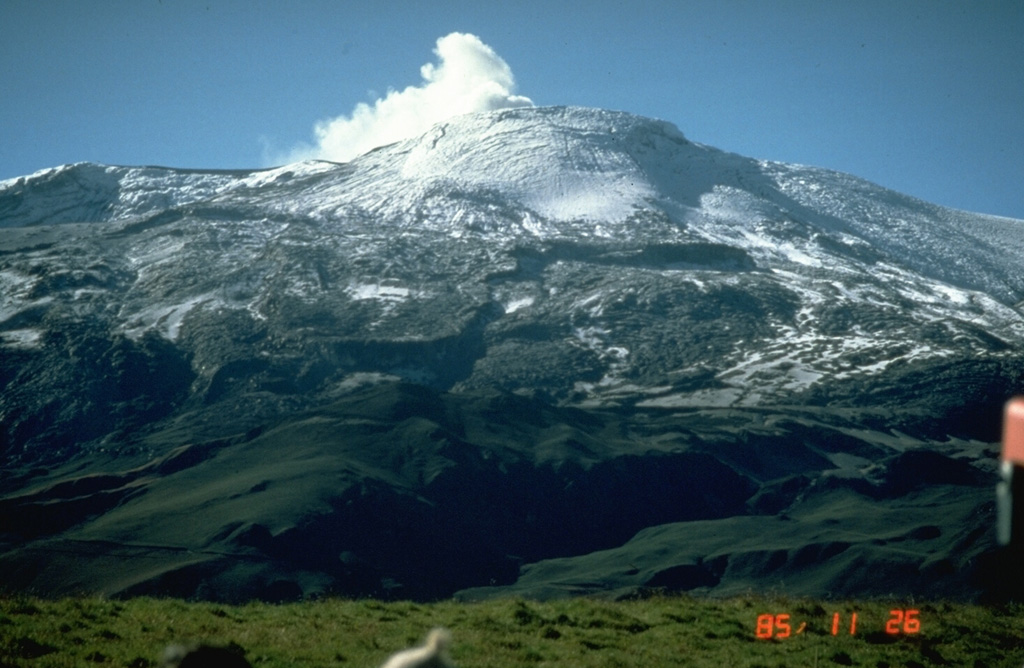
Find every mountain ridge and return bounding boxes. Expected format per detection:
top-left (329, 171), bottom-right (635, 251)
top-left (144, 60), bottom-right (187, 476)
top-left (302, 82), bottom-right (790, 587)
top-left (1, 106), bottom-right (1022, 601)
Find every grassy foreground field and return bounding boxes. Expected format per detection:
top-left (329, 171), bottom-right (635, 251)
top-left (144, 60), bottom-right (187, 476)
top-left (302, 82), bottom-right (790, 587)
top-left (1, 595), bottom-right (1022, 668)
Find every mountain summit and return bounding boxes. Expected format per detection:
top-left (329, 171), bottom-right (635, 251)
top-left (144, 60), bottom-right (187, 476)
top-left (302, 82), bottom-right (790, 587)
top-left (1, 107), bottom-right (1022, 601)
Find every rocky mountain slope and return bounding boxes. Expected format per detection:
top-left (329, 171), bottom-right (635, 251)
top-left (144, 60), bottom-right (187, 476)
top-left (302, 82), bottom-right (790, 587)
top-left (1, 106), bottom-right (1023, 601)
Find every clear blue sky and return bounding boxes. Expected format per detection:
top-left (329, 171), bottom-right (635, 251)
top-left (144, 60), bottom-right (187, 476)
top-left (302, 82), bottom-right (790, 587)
top-left (2, 0), bottom-right (1022, 219)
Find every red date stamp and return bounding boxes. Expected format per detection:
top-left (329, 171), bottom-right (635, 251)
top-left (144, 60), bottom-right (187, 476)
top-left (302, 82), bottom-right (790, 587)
top-left (755, 609), bottom-right (921, 639)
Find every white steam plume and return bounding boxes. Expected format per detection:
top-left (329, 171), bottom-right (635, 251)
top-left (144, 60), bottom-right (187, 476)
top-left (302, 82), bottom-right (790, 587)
top-left (286, 32), bottom-right (533, 163)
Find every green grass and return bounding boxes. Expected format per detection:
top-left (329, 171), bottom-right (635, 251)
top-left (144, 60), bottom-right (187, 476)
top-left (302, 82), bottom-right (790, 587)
top-left (1, 595), bottom-right (1021, 668)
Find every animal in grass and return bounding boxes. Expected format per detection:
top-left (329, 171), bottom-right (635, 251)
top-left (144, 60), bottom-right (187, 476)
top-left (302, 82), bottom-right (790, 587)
top-left (379, 628), bottom-right (455, 668)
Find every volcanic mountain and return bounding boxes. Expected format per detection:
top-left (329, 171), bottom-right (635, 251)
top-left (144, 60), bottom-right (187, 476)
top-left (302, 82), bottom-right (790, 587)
top-left (1, 106), bottom-right (1022, 602)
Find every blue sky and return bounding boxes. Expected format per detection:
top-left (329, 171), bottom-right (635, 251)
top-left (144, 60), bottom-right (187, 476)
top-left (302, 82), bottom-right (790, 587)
top-left (2, 0), bottom-right (1022, 219)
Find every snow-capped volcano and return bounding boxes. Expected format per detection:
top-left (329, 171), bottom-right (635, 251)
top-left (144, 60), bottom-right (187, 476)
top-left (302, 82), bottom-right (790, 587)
top-left (1, 107), bottom-right (1022, 601)
top-left (3, 107), bottom-right (1022, 414)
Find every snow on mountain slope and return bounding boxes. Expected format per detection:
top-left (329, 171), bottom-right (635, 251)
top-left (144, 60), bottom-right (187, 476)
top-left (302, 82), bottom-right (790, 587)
top-left (762, 161), bottom-right (1024, 304)
top-left (2, 105), bottom-right (1023, 428)
top-left (3, 107), bottom-right (1021, 297)
top-left (0, 163), bottom-right (251, 227)
top-left (162, 105), bottom-right (1024, 302)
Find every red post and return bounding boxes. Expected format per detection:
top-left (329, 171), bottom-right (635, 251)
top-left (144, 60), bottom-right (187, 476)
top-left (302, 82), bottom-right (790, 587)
top-left (1003, 398), bottom-right (1024, 465)
top-left (998, 398), bottom-right (1024, 547)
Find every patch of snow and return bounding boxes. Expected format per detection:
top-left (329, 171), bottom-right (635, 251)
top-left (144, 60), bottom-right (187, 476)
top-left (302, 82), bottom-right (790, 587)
top-left (236, 161), bottom-right (338, 189)
top-left (504, 296), bottom-right (534, 313)
top-left (126, 237), bottom-right (187, 270)
top-left (334, 372), bottom-right (403, 393)
top-left (572, 326), bottom-right (610, 350)
top-left (572, 292), bottom-right (606, 317)
top-left (123, 293), bottom-right (219, 340)
top-left (520, 212), bottom-right (546, 236)
top-left (346, 282), bottom-right (413, 302)
top-left (930, 284), bottom-right (972, 305)
top-left (0, 271), bottom-right (40, 322)
top-left (0, 269), bottom-right (37, 296)
top-left (0, 328), bottom-right (42, 348)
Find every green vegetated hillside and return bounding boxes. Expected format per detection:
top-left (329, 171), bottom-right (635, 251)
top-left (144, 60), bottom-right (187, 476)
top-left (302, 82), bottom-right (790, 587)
top-left (1, 595), bottom-right (1022, 668)
top-left (0, 382), bottom-right (1008, 602)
